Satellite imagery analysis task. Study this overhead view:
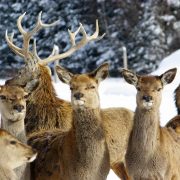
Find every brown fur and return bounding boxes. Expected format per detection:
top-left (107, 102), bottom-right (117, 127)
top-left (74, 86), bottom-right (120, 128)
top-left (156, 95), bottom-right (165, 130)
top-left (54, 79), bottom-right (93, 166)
top-left (7, 64), bottom-right (134, 179)
top-left (166, 115), bottom-right (180, 133)
top-left (0, 84), bottom-right (37, 180)
top-left (26, 65), bottom-right (133, 179)
top-left (29, 65), bottom-right (111, 180)
top-left (122, 68), bottom-right (180, 179)
top-left (0, 129), bottom-right (37, 180)
top-left (174, 85), bottom-right (180, 114)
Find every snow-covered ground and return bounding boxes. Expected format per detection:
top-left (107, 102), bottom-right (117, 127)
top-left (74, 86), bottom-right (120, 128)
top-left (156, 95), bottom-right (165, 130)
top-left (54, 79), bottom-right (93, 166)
top-left (1, 50), bottom-right (180, 179)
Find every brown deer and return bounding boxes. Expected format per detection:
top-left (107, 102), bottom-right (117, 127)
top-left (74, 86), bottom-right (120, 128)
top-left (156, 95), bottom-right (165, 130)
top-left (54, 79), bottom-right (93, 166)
top-left (5, 12), bottom-right (134, 178)
top-left (56, 63), bottom-right (110, 180)
top-left (0, 128), bottom-right (37, 180)
top-left (166, 115), bottom-right (180, 134)
top-left (0, 81), bottom-right (38, 180)
top-left (174, 85), bottom-right (180, 114)
top-left (121, 68), bottom-right (180, 179)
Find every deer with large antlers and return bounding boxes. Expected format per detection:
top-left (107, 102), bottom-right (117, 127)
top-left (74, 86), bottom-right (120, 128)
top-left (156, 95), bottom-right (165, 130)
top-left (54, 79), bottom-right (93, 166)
top-left (122, 68), bottom-right (180, 179)
top-left (0, 128), bottom-right (37, 180)
top-left (6, 12), bottom-right (134, 179)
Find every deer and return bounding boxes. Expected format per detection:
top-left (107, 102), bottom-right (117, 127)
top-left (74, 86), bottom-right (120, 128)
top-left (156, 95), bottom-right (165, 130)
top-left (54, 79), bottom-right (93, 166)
top-left (56, 63), bottom-right (110, 180)
top-left (5, 12), bottom-right (134, 179)
top-left (0, 128), bottom-right (37, 180)
top-left (0, 80), bottom-right (38, 180)
top-left (174, 85), bottom-right (180, 114)
top-left (121, 68), bottom-right (180, 179)
top-left (166, 115), bottom-right (180, 134)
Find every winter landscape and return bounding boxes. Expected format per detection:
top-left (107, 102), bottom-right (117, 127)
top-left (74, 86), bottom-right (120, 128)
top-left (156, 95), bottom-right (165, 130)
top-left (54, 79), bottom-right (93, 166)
top-left (1, 49), bottom-right (179, 179)
top-left (0, 0), bottom-right (180, 179)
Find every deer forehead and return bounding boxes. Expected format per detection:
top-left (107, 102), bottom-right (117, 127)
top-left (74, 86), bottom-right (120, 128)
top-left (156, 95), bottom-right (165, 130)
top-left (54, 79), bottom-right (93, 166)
top-left (138, 76), bottom-right (162, 90)
top-left (0, 86), bottom-right (26, 97)
top-left (70, 75), bottom-right (97, 88)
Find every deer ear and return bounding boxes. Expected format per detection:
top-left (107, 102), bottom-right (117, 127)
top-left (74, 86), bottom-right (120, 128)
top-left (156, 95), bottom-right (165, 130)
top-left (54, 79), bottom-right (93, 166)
top-left (55, 65), bottom-right (73, 85)
top-left (160, 68), bottom-right (177, 86)
top-left (24, 79), bottom-right (39, 93)
top-left (90, 63), bottom-right (109, 83)
top-left (120, 68), bottom-right (138, 86)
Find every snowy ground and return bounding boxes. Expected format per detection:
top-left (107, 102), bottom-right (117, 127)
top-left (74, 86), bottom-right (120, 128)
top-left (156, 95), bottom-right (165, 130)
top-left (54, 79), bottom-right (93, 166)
top-left (1, 50), bottom-right (180, 179)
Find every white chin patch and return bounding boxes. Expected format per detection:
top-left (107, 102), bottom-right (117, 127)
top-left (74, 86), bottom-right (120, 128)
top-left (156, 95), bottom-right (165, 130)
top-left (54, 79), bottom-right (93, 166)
top-left (73, 100), bottom-right (85, 106)
top-left (143, 101), bottom-right (153, 109)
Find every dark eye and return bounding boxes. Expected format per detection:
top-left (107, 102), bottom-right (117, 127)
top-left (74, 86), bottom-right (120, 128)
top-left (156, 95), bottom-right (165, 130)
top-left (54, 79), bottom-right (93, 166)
top-left (24, 95), bottom-right (29, 99)
top-left (0, 95), bottom-right (6, 100)
top-left (157, 88), bottom-right (162, 92)
top-left (90, 86), bottom-right (95, 89)
top-left (10, 141), bottom-right (16, 145)
top-left (137, 87), bottom-right (141, 91)
top-left (70, 87), bottom-right (73, 91)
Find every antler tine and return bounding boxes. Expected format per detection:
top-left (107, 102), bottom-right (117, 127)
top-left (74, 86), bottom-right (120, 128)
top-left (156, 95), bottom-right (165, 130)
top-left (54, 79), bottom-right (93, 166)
top-left (5, 30), bottom-right (25, 58)
top-left (40, 20), bottom-right (105, 66)
top-left (32, 39), bottom-right (41, 62)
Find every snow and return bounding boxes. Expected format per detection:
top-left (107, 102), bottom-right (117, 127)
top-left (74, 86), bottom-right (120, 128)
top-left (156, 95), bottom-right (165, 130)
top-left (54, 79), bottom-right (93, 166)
top-left (1, 49), bottom-right (180, 179)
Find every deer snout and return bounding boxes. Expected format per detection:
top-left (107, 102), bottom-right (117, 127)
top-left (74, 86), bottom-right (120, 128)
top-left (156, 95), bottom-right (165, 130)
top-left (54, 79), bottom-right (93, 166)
top-left (142, 95), bottom-right (152, 102)
top-left (13, 105), bottom-right (25, 112)
top-left (74, 92), bottom-right (84, 100)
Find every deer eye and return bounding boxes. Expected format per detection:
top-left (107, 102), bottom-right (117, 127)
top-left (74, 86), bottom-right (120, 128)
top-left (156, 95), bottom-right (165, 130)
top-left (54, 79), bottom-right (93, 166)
top-left (157, 88), bottom-right (162, 92)
top-left (90, 86), bottom-right (95, 89)
top-left (0, 95), bottom-right (6, 100)
top-left (24, 95), bottom-right (29, 99)
top-left (10, 141), bottom-right (17, 145)
top-left (137, 87), bottom-right (141, 91)
top-left (70, 87), bottom-right (73, 91)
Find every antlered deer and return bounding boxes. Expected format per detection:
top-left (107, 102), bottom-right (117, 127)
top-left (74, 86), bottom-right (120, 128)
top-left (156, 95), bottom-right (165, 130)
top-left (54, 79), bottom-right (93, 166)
top-left (0, 128), bottom-right (37, 180)
top-left (121, 68), bottom-right (180, 179)
top-left (0, 81), bottom-right (38, 180)
top-left (5, 12), bottom-right (134, 178)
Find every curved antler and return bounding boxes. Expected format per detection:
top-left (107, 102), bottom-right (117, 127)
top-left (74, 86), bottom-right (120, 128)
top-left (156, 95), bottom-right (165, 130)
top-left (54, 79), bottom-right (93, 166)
top-left (5, 12), bottom-right (59, 63)
top-left (40, 20), bottom-right (105, 66)
top-left (5, 12), bottom-right (105, 67)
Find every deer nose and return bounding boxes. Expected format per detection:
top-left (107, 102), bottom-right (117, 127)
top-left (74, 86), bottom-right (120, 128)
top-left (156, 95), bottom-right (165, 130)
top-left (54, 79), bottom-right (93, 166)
top-left (13, 105), bottom-right (25, 112)
top-left (142, 95), bottom-right (152, 102)
top-left (74, 92), bottom-right (84, 100)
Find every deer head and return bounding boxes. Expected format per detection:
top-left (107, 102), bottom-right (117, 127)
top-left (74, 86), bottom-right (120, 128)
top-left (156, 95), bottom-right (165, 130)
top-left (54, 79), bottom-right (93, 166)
top-left (121, 68), bottom-right (177, 110)
top-left (0, 129), bottom-right (37, 169)
top-left (5, 12), bottom-right (105, 87)
top-left (0, 80), bottom-right (39, 121)
top-left (56, 63), bottom-right (109, 109)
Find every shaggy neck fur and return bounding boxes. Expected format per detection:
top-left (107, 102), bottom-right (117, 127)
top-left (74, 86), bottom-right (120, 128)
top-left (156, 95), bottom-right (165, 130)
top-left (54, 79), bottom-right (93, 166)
top-left (0, 165), bottom-right (17, 180)
top-left (130, 107), bottom-right (160, 156)
top-left (73, 107), bottom-right (105, 165)
top-left (25, 65), bottom-right (72, 134)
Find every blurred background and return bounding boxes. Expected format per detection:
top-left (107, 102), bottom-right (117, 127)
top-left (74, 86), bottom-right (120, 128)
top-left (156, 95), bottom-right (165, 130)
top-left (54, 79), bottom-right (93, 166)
top-left (0, 0), bottom-right (180, 78)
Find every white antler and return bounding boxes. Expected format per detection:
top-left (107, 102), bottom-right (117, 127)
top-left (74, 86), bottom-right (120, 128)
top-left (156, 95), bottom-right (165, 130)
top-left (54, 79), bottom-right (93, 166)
top-left (40, 20), bottom-right (105, 65)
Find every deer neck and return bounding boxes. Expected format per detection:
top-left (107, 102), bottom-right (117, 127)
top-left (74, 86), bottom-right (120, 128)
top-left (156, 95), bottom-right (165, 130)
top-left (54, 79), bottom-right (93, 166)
top-left (131, 107), bottom-right (160, 154)
top-left (1, 115), bottom-right (26, 143)
top-left (0, 165), bottom-right (17, 180)
top-left (73, 107), bottom-right (105, 163)
top-left (28, 66), bottom-right (57, 104)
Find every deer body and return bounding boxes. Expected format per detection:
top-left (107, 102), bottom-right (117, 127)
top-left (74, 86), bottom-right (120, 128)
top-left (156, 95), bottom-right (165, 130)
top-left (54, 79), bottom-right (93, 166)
top-left (0, 129), bottom-right (37, 180)
top-left (122, 68), bottom-right (180, 180)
